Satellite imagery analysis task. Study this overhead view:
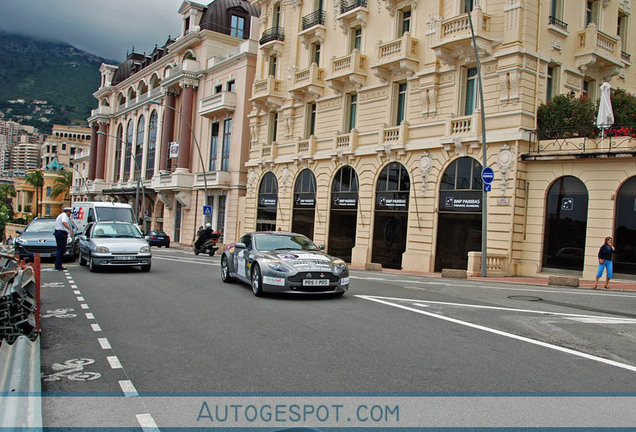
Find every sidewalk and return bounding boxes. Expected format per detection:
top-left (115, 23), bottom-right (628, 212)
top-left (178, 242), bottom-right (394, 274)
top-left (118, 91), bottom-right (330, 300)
top-left (376, 268), bottom-right (636, 292)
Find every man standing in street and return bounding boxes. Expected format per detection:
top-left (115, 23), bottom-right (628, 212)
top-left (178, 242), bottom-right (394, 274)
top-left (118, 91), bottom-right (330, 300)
top-left (54, 207), bottom-right (74, 271)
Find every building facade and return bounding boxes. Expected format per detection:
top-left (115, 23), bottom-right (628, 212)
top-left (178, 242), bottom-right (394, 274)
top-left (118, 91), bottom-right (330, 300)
top-left (85, 0), bottom-right (260, 241)
top-left (41, 125), bottom-right (92, 170)
top-left (243, 0), bottom-right (636, 280)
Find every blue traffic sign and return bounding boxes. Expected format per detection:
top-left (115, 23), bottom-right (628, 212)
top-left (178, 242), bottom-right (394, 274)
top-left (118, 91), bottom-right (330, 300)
top-left (484, 184), bottom-right (491, 192)
top-left (481, 167), bottom-right (495, 184)
top-left (203, 205), bottom-right (212, 215)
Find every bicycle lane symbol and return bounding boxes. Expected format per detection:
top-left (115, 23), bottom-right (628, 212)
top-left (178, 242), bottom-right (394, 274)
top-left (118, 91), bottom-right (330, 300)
top-left (42, 358), bottom-right (101, 382)
top-left (42, 308), bottom-right (77, 318)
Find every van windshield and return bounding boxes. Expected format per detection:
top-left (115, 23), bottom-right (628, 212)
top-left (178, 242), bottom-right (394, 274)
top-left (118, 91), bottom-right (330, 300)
top-left (96, 207), bottom-right (135, 224)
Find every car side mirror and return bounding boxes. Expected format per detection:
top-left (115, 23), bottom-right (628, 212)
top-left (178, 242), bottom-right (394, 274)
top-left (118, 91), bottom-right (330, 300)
top-left (16, 230), bottom-right (22, 234)
top-left (234, 242), bottom-right (246, 249)
top-left (318, 244), bottom-right (325, 250)
top-left (144, 235), bottom-right (149, 241)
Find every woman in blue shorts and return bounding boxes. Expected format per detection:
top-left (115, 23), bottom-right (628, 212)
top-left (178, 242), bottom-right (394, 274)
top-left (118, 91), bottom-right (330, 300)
top-left (594, 236), bottom-right (615, 289)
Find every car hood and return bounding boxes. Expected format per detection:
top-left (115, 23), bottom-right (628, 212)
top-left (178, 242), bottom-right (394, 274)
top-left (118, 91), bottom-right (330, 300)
top-left (17, 232), bottom-right (56, 243)
top-left (264, 249), bottom-right (337, 271)
top-left (92, 238), bottom-right (149, 253)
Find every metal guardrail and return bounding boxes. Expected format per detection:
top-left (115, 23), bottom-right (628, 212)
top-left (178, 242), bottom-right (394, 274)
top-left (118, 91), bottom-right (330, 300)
top-left (0, 336), bottom-right (42, 429)
top-left (0, 250), bottom-right (42, 429)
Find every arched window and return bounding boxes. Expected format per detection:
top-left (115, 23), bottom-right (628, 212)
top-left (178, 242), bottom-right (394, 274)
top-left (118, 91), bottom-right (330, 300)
top-left (135, 116), bottom-right (145, 179)
top-left (146, 111), bottom-right (158, 180)
top-left (329, 165), bottom-right (359, 262)
top-left (257, 172), bottom-right (278, 231)
top-left (614, 176), bottom-right (636, 275)
top-left (114, 124), bottom-right (123, 181)
top-left (124, 120), bottom-right (134, 178)
top-left (542, 176), bottom-right (589, 271)
top-left (372, 162), bottom-right (410, 269)
top-left (292, 169), bottom-right (317, 239)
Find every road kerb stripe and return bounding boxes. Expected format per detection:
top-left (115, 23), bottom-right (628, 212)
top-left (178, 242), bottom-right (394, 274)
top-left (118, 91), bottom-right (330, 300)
top-left (119, 380), bottom-right (139, 397)
top-left (107, 356), bottom-right (122, 369)
top-left (136, 413), bottom-right (160, 432)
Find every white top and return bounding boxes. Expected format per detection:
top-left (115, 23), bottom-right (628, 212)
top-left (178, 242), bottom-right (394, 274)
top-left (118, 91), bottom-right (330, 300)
top-left (55, 212), bottom-right (72, 234)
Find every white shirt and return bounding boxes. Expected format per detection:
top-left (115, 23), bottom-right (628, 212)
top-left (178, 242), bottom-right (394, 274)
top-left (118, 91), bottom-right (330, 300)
top-left (55, 212), bottom-right (72, 235)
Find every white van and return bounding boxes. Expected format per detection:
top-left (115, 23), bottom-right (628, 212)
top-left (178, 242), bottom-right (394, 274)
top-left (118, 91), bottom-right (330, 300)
top-left (71, 202), bottom-right (137, 232)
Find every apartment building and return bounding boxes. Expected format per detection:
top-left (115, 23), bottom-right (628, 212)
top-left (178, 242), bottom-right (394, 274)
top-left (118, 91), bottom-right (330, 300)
top-left (86, 0), bottom-right (260, 240)
top-left (41, 125), bottom-right (92, 169)
top-left (244, 0), bottom-right (636, 279)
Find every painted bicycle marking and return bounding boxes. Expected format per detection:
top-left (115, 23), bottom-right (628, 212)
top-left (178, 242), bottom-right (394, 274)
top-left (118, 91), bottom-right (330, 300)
top-left (41, 308), bottom-right (77, 318)
top-left (43, 358), bottom-right (101, 382)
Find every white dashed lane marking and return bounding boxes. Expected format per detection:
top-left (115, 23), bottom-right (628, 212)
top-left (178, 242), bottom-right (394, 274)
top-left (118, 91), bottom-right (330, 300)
top-left (136, 413), bottom-right (160, 432)
top-left (80, 304), bottom-right (89, 309)
top-left (119, 380), bottom-right (139, 397)
top-left (85, 313), bottom-right (95, 319)
top-left (107, 356), bottom-right (122, 369)
top-left (91, 324), bottom-right (102, 332)
top-left (98, 338), bottom-right (112, 349)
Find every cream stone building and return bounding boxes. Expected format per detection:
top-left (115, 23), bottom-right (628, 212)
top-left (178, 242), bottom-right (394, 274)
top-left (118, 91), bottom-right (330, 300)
top-left (85, 0), bottom-right (260, 244)
top-left (243, 0), bottom-right (636, 280)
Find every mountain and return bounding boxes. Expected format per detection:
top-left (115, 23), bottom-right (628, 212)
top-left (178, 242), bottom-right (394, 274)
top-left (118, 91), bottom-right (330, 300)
top-left (0, 31), bottom-right (118, 132)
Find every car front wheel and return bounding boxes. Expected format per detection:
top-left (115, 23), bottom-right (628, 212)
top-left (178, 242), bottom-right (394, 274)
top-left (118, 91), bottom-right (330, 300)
top-left (221, 255), bottom-right (234, 283)
top-left (89, 255), bottom-right (99, 273)
top-left (251, 264), bottom-right (263, 297)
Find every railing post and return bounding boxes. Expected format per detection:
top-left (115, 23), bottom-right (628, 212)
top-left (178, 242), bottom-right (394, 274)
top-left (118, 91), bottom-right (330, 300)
top-left (33, 253), bottom-right (41, 333)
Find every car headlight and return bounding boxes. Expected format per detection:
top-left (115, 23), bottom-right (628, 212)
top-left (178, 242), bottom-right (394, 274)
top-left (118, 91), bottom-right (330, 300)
top-left (96, 246), bottom-right (110, 253)
top-left (267, 262), bottom-right (289, 272)
top-left (15, 237), bottom-right (26, 245)
top-left (332, 258), bottom-right (347, 272)
top-left (140, 246), bottom-right (150, 253)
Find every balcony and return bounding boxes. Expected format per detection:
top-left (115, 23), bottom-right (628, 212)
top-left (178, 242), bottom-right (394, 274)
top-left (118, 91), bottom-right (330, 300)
top-left (259, 27), bottom-right (285, 56)
top-left (430, 9), bottom-right (495, 66)
top-left (336, 0), bottom-right (368, 32)
top-left (290, 63), bottom-right (325, 101)
top-left (259, 142), bottom-right (278, 162)
top-left (326, 50), bottom-right (367, 93)
top-left (194, 170), bottom-right (232, 188)
top-left (575, 24), bottom-right (623, 76)
top-left (548, 16), bottom-right (568, 33)
top-left (376, 123), bottom-right (408, 158)
top-left (152, 170), bottom-right (195, 192)
top-left (370, 33), bottom-right (419, 83)
top-left (299, 10), bottom-right (327, 47)
top-left (250, 76), bottom-right (286, 111)
top-left (199, 91), bottom-right (237, 118)
top-left (383, 0), bottom-right (417, 16)
top-left (331, 130), bottom-right (358, 162)
top-left (523, 126), bottom-right (636, 160)
top-left (294, 137), bottom-right (317, 163)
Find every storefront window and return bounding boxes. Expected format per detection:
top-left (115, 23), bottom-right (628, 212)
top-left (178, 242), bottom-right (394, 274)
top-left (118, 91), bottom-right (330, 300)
top-left (257, 172), bottom-right (278, 231)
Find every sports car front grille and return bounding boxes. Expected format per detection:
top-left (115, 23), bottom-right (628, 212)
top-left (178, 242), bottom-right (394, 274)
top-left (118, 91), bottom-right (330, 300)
top-left (287, 272), bottom-right (339, 283)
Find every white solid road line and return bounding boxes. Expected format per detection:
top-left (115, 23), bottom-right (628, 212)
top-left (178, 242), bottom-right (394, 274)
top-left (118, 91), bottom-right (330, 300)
top-left (357, 294), bottom-right (636, 373)
top-left (153, 255), bottom-right (219, 265)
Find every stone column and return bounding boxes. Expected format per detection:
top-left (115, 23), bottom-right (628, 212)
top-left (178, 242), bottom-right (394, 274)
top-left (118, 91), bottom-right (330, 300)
top-left (88, 124), bottom-right (98, 180)
top-left (177, 85), bottom-right (194, 171)
top-left (159, 92), bottom-right (177, 172)
top-left (95, 122), bottom-right (108, 180)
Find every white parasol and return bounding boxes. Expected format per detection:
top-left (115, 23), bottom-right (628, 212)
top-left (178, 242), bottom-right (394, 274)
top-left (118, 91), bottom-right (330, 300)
top-left (596, 81), bottom-right (614, 148)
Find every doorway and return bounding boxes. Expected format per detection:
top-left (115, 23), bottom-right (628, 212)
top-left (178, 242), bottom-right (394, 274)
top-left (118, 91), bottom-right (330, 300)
top-left (328, 166), bottom-right (359, 262)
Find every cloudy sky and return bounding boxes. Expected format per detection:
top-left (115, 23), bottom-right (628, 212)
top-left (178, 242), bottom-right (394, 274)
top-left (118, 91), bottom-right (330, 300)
top-left (0, 0), bottom-right (186, 62)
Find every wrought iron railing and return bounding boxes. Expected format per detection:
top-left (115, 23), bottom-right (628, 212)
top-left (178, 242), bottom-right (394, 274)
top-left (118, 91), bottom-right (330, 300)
top-left (340, 0), bottom-right (367, 14)
top-left (259, 27), bottom-right (285, 45)
top-left (302, 10), bottom-right (326, 30)
top-left (527, 125), bottom-right (636, 155)
top-left (549, 16), bottom-right (568, 31)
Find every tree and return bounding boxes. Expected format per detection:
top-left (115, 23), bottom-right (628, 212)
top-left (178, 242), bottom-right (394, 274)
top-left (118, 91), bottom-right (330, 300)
top-left (0, 184), bottom-right (16, 240)
top-left (25, 170), bottom-right (44, 217)
top-left (52, 170), bottom-right (73, 205)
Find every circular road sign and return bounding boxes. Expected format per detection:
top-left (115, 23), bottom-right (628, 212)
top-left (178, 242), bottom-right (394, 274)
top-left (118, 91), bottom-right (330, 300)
top-left (481, 167), bottom-right (495, 184)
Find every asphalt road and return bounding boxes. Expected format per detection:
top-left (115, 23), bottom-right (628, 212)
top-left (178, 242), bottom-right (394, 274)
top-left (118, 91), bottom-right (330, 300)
top-left (38, 247), bottom-right (636, 429)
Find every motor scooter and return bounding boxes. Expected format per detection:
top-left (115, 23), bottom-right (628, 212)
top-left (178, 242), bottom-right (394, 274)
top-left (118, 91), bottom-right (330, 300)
top-left (194, 231), bottom-right (220, 256)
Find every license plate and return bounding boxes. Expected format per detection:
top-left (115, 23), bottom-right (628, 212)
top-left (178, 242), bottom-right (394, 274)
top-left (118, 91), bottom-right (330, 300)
top-left (39, 253), bottom-right (52, 258)
top-left (114, 256), bottom-right (137, 261)
top-left (302, 279), bottom-right (330, 286)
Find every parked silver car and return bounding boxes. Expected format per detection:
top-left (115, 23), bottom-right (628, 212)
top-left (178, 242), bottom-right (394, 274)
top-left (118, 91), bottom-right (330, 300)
top-left (78, 221), bottom-right (151, 272)
top-left (221, 232), bottom-right (349, 296)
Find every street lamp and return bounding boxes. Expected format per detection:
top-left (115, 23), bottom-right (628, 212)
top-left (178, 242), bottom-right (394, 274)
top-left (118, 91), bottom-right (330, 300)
top-left (67, 162), bottom-right (91, 198)
top-left (465, 0), bottom-right (489, 277)
top-left (148, 100), bottom-right (210, 211)
top-left (96, 130), bottom-right (146, 227)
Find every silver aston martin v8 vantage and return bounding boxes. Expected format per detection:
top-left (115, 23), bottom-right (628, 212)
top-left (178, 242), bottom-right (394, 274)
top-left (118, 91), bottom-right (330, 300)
top-left (220, 232), bottom-right (350, 296)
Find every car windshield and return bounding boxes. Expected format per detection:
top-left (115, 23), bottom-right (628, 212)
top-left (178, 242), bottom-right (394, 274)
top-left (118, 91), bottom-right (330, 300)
top-left (254, 234), bottom-right (318, 251)
top-left (93, 223), bottom-right (142, 239)
top-left (25, 219), bottom-right (56, 233)
top-left (96, 207), bottom-right (135, 224)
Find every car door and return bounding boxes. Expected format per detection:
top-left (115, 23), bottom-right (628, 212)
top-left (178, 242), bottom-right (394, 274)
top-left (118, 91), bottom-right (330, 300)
top-left (78, 223), bottom-right (94, 256)
top-left (235, 234), bottom-right (253, 282)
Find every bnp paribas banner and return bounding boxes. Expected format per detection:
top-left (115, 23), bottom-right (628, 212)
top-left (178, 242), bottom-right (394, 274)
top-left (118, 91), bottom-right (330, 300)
top-left (439, 190), bottom-right (482, 212)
